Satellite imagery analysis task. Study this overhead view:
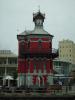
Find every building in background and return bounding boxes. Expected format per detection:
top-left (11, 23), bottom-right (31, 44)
top-left (59, 40), bottom-right (75, 64)
top-left (0, 50), bottom-right (17, 86)
top-left (53, 58), bottom-right (72, 85)
top-left (53, 40), bottom-right (75, 86)
top-left (17, 11), bottom-right (58, 88)
top-left (53, 58), bottom-right (71, 75)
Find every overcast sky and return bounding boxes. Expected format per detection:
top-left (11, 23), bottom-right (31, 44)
top-left (0, 0), bottom-right (75, 54)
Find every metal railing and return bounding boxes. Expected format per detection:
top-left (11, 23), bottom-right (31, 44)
top-left (0, 64), bottom-right (17, 67)
top-left (0, 85), bottom-right (75, 96)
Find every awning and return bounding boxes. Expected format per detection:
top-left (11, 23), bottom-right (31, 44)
top-left (3, 75), bottom-right (13, 80)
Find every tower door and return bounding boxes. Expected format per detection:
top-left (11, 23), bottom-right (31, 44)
top-left (36, 76), bottom-right (43, 87)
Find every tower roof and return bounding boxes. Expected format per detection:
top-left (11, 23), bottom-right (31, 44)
top-left (18, 11), bottom-right (53, 37)
top-left (33, 11), bottom-right (45, 22)
top-left (19, 29), bottom-right (53, 37)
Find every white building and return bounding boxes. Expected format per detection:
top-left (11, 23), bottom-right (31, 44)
top-left (0, 50), bottom-right (17, 86)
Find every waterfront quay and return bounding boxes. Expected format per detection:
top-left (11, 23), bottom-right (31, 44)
top-left (0, 88), bottom-right (75, 100)
top-left (0, 94), bottom-right (75, 100)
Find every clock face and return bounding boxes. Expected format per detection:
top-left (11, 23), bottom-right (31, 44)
top-left (36, 19), bottom-right (43, 25)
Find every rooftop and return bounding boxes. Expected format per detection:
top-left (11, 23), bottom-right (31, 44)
top-left (18, 11), bottom-right (53, 37)
top-left (0, 50), bottom-right (17, 57)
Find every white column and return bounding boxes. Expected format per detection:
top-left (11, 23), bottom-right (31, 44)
top-left (6, 57), bottom-right (8, 64)
top-left (38, 76), bottom-right (40, 87)
top-left (43, 76), bottom-right (44, 86)
top-left (8, 79), bottom-right (10, 87)
top-left (3, 78), bottom-right (5, 86)
top-left (3, 67), bottom-right (7, 86)
top-left (17, 75), bottom-right (20, 87)
top-left (5, 67), bottom-right (7, 76)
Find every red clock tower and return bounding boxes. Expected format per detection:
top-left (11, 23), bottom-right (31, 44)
top-left (17, 11), bottom-right (57, 88)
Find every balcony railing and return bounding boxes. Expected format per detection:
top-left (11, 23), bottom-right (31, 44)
top-left (0, 64), bottom-right (17, 67)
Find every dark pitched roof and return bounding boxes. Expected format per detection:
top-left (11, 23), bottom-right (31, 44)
top-left (33, 11), bottom-right (45, 21)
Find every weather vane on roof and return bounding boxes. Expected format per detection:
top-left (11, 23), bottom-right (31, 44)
top-left (38, 5), bottom-right (40, 12)
top-left (17, 29), bottom-right (19, 33)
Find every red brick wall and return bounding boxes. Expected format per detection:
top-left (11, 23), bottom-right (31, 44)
top-left (18, 36), bottom-right (53, 85)
top-left (18, 37), bottom-right (52, 55)
top-left (18, 59), bottom-right (28, 73)
top-left (18, 58), bottom-right (53, 73)
top-left (30, 41), bottom-right (52, 53)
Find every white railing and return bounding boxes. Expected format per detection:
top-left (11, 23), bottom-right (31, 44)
top-left (0, 64), bottom-right (17, 67)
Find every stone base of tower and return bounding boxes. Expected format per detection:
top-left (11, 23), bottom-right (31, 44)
top-left (17, 73), bottom-right (33, 88)
top-left (17, 73), bottom-right (54, 89)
